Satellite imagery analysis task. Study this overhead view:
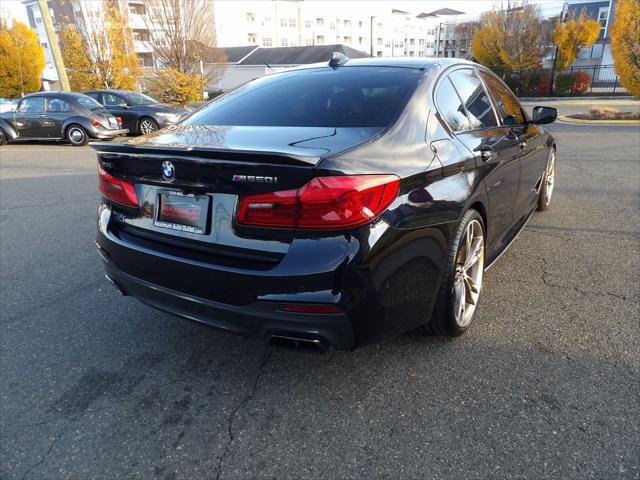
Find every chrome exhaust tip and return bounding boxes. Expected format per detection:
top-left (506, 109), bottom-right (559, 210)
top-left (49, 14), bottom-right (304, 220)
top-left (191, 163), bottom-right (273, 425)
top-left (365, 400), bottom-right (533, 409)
top-left (268, 334), bottom-right (329, 354)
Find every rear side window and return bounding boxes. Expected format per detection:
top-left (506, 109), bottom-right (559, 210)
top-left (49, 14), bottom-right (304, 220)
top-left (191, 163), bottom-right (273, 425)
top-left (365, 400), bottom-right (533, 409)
top-left (17, 97), bottom-right (45, 113)
top-left (448, 69), bottom-right (498, 129)
top-left (185, 67), bottom-right (423, 128)
top-left (46, 98), bottom-right (72, 112)
top-left (435, 78), bottom-right (471, 132)
top-left (479, 72), bottom-right (525, 126)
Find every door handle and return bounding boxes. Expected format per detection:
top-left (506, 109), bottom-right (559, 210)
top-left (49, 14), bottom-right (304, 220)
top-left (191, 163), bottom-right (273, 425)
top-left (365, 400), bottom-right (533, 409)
top-left (519, 141), bottom-right (527, 150)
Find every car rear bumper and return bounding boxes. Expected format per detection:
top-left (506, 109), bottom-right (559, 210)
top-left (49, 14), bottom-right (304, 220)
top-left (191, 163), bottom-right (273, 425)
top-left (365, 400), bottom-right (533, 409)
top-left (96, 201), bottom-right (452, 350)
top-left (92, 128), bottom-right (129, 139)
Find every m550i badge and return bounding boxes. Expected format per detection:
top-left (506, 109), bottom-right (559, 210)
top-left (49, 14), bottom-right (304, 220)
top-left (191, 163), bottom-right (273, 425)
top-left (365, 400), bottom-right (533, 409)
top-left (232, 175), bottom-right (278, 184)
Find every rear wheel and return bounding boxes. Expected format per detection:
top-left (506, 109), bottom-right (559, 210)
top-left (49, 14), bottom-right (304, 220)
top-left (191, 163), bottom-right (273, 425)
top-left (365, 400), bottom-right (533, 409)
top-left (66, 125), bottom-right (88, 146)
top-left (138, 117), bottom-right (158, 135)
top-left (423, 209), bottom-right (485, 336)
top-left (0, 128), bottom-right (7, 146)
top-left (537, 149), bottom-right (555, 211)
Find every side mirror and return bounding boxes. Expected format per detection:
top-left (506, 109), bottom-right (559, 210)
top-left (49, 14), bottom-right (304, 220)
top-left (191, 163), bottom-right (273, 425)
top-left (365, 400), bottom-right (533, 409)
top-left (532, 106), bottom-right (557, 125)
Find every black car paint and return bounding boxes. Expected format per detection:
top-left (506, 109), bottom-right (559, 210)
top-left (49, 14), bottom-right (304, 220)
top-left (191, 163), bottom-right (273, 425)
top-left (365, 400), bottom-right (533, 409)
top-left (83, 90), bottom-right (190, 135)
top-left (94, 58), bottom-right (556, 350)
top-left (0, 92), bottom-right (128, 142)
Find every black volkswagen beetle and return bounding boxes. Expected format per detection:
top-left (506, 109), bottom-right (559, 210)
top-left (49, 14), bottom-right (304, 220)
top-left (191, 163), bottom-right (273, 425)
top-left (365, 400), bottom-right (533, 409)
top-left (0, 92), bottom-right (128, 146)
top-left (94, 57), bottom-right (557, 351)
top-left (83, 90), bottom-right (191, 136)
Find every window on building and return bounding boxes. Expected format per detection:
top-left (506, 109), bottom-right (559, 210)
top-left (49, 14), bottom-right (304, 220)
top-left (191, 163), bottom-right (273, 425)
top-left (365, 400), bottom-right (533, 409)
top-left (479, 71), bottom-right (525, 126)
top-left (409, 51), bottom-right (414, 56)
top-left (305, 20), bottom-right (312, 28)
top-left (448, 69), bottom-right (498, 129)
top-left (305, 39), bottom-right (314, 46)
top-left (35, 16), bottom-right (42, 24)
top-left (137, 53), bottom-right (154, 67)
top-left (132, 29), bottom-right (150, 42)
top-left (330, 22), bottom-right (335, 30)
top-left (377, 22), bottom-right (383, 29)
top-left (359, 36), bottom-right (364, 44)
top-left (376, 51), bottom-right (383, 57)
top-left (280, 38), bottom-right (289, 47)
top-left (248, 33), bottom-right (257, 43)
top-left (316, 35), bottom-right (325, 43)
top-left (377, 37), bottom-right (383, 45)
top-left (316, 17), bottom-right (324, 26)
top-left (344, 20), bottom-right (351, 27)
top-left (129, 3), bottom-right (146, 15)
top-left (289, 18), bottom-right (296, 27)
top-left (280, 18), bottom-right (287, 27)
top-left (41, 42), bottom-right (48, 48)
top-left (409, 38), bottom-right (415, 46)
top-left (246, 12), bottom-right (255, 22)
top-left (597, 7), bottom-right (608, 37)
top-left (262, 37), bottom-right (273, 46)
top-left (264, 16), bottom-right (271, 24)
top-left (358, 21), bottom-right (363, 28)
top-left (344, 36), bottom-right (351, 44)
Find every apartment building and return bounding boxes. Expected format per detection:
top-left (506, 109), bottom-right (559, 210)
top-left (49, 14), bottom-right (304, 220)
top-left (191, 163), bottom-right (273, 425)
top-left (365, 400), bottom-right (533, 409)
top-left (213, 1), bottom-right (446, 58)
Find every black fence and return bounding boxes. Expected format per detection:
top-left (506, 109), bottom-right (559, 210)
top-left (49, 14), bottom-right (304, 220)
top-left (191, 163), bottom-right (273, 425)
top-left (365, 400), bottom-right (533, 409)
top-left (505, 64), bottom-right (630, 97)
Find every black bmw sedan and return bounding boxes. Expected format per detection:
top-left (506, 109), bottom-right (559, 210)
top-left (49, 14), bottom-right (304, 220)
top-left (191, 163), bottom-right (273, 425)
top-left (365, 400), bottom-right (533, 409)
top-left (84, 90), bottom-right (191, 136)
top-left (0, 92), bottom-right (128, 146)
top-left (94, 57), bottom-right (557, 351)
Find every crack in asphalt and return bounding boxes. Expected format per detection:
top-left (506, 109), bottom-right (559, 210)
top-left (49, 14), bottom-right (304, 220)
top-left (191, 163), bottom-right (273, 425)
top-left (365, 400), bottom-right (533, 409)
top-left (538, 256), bottom-right (639, 304)
top-left (215, 348), bottom-right (273, 480)
top-left (19, 433), bottom-right (60, 480)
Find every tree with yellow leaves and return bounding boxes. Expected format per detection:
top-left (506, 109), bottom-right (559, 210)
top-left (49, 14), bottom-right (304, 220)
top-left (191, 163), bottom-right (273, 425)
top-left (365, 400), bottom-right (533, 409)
top-left (59, 25), bottom-right (102, 90)
top-left (0, 19), bottom-right (45, 97)
top-left (552, 10), bottom-right (601, 70)
top-left (59, 1), bottom-right (140, 90)
top-left (147, 69), bottom-right (205, 106)
top-left (611, 0), bottom-right (640, 98)
top-left (471, 1), bottom-right (545, 75)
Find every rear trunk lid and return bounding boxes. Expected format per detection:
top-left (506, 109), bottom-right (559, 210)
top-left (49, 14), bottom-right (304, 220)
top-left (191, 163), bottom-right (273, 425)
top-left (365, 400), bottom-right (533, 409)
top-left (93, 124), bottom-right (382, 265)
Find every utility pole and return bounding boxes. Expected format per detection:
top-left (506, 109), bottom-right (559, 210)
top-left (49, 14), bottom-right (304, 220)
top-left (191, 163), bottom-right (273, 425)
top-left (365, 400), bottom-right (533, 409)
top-left (37, 0), bottom-right (70, 91)
top-left (370, 16), bottom-right (374, 57)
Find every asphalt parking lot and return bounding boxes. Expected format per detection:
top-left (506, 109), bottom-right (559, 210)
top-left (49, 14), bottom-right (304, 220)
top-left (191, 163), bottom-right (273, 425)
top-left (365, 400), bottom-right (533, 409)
top-left (1, 121), bottom-right (639, 479)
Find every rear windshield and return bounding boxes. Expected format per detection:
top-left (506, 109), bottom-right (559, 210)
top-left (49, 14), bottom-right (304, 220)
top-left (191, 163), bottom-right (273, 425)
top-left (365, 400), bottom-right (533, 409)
top-left (185, 67), bottom-right (423, 128)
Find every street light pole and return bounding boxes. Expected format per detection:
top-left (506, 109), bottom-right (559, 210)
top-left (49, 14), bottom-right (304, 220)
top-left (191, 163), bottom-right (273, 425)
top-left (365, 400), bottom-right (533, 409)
top-left (37, 0), bottom-right (70, 91)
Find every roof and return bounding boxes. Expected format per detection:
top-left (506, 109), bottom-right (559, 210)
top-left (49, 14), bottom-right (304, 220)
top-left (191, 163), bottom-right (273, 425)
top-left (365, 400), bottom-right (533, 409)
top-left (223, 45), bottom-right (260, 63)
top-left (237, 44), bottom-right (369, 66)
top-left (416, 12), bottom-right (437, 18)
top-left (22, 91), bottom-right (88, 98)
top-left (281, 57), bottom-right (475, 73)
top-left (427, 7), bottom-right (465, 16)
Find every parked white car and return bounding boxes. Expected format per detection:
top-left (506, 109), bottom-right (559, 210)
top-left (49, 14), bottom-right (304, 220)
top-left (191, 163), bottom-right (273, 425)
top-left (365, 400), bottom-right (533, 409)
top-left (0, 98), bottom-right (17, 113)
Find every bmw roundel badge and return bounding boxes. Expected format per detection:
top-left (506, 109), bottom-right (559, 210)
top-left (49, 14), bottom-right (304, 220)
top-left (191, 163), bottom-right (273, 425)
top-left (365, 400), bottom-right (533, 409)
top-left (162, 161), bottom-right (175, 180)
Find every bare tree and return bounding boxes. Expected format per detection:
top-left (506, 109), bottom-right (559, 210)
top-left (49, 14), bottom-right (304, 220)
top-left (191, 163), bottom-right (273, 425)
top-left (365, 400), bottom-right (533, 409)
top-left (142, 0), bottom-right (226, 74)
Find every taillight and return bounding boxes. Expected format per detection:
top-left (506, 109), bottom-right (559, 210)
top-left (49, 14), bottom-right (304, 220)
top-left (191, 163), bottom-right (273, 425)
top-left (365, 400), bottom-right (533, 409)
top-left (91, 119), bottom-right (101, 127)
top-left (237, 175), bottom-right (399, 230)
top-left (116, 116), bottom-right (123, 126)
top-left (98, 165), bottom-right (138, 207)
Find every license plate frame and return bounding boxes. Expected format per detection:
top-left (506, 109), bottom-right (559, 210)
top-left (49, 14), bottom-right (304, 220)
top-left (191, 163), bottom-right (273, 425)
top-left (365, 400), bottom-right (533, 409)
top-left (154, 191), bottom-right (210, 235)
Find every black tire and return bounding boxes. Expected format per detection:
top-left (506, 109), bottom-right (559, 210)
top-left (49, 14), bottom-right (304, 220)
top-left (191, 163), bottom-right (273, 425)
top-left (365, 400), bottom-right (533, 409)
top-left (422, 209), bottom-right (485, 337)
top-left (0, 128), bottom-right (7, 146)
top-left (537, 149), bottom-right (555, 211)
top-left (66, 124), bottom-right (89, 146)
top-left (138, 117), bottom-right (158, 135)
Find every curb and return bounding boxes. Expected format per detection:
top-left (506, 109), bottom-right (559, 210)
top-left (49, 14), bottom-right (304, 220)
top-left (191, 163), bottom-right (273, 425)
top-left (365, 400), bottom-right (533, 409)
top-left (519, 96), bottom-right (638, 104)
top-left (557, 115), bottom-right (640, 125)
top-left (521, 99), bottom-right (639, 106)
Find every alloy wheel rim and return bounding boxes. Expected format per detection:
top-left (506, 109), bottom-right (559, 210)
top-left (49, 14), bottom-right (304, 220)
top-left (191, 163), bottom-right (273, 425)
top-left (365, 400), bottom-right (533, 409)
top-left (545, 151), bottom-right (555, 205)
top-left (69, 128), bottom-right (84, 144)
top-left (140, 120), bottom-right (157, 134)
top-left (453, 219), bottom-right (484, 327)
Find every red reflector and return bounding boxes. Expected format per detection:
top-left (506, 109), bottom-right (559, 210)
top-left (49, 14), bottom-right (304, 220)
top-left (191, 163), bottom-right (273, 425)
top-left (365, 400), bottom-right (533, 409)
top-left (281, 304), bottom-right (342, 314)
top-left (237, 175), bottom-right (399, 230)
top-left (98, 165), bottom-right (138, 207)
top-left (91, 119), bottom-right (101, 127)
